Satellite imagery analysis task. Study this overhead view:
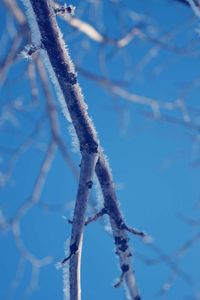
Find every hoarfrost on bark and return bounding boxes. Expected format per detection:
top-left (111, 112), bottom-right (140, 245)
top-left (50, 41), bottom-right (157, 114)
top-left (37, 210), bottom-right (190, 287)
top-left (63, 238), bottom-right (70, 300)
top-left (41, 50), bottom-right (72, 123)
top-left (21, 0), bottom-right (41, 47)
top-left (68, 124), bottom-right (80, 153)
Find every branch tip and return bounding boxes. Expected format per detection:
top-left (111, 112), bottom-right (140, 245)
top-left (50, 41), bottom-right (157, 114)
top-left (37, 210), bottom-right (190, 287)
top-left (120, 222), bottom-right (151, 241)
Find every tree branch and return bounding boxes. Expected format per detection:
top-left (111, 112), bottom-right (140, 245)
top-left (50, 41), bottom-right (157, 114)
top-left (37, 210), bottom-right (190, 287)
top-left (25, 0), bottom-right (141, 299)
top-left (69, 151), bottom-right (98, 300)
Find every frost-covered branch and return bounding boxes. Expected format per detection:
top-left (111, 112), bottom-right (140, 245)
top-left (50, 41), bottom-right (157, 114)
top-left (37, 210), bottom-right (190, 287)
top-left (68, 151), bottom-right (98, 300)
top-left (95, 155), bottom-right (141, 299)
top-left (24, 0), bottom-right (141, 299)
top-left (35, 56), bottom-right (78, 178)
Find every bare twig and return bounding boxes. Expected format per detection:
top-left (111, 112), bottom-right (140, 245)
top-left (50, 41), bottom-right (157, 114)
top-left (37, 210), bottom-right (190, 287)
top-left (11, 141), bottom-right (56, 224)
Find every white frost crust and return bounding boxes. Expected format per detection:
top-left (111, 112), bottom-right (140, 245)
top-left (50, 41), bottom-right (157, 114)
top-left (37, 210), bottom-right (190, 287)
top-left (41, 50), bottom-right (72, 122)
top-left (186, 0), bottom-right (200, 17)
top-left (123, 283), bottom-right (133, 300)
top-left (55, 238), bottom-right (70, 300)
top-left (101, 147), bottom-right (113, 180)
top-left (94, 174), bottom-right (104, 210)
top-left (93, 174), bottom-right (112, 235)
top-left (68, 124), bottom-right (80, 153)
top-left (63, 238), bottom-right (70, 300)
top-left (20, 0), bottom-right (41, 47)
top-left (21, 0), bottom-right (72, 123)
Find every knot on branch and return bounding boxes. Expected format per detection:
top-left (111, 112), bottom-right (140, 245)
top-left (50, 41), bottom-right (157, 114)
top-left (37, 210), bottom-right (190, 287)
top-left (80, 141), bottom-right (99, 154)
top-left (67, 72), bottom-right (77, 85)
top-left (20, 44), bottom-right (38, 59)
top-left (116, 218), bottom-right (125, 229)
top-left (54, 4), bottom-right (76, 16)
top-left (121, 264), bottom-right (129, 272)
top-left (86, 180), bottom-right (93, 189)
top-left (114, 236), bottom-right (129, 252)
top-left (61, 242), bottom-right (78, 264)
top-left (70, 242), bottom-right (78, 253)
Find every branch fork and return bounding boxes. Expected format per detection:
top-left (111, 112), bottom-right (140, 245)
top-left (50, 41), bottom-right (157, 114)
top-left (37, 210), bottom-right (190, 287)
top-left (26, 1), bottom-right (142, 299)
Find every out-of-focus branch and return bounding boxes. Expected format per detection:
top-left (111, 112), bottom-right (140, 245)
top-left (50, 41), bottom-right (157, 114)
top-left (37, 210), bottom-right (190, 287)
top-left (3, 0), bottom-right (26, 25)
top-left (147, 230), bottom-right (200, 296)
top-left (27, 60), bottom-right (39, 104)
top-left (0, 116), bottom-right (45, 188)
top-left (35, 56), bottom-right (78, 178)
top-left (0, 32), bottom-right (24, 89)
top-left (11, 141), bottom-right (56, 224)
top-left (12, 221), bottom-right (52, 298)
top-left (55, 1), bottom-right (198, 56)
top-left (3, 0), bottom-right (197, 58)
top-left (0, 118), bottom-right (44, 188)
top-left (186, 0), bottom-right (200, 16)
top-left (78, 67), bottom-right (191, 123)
top-left (0, 141), bottom-right (56, 297)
